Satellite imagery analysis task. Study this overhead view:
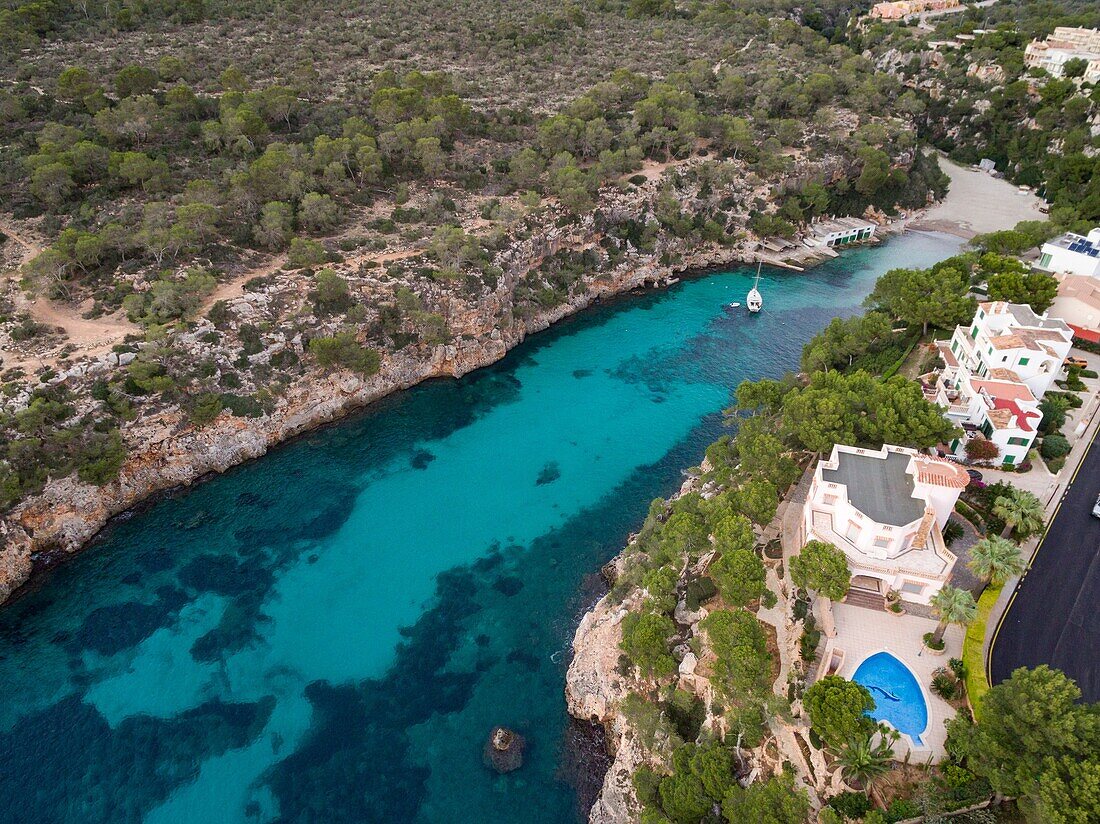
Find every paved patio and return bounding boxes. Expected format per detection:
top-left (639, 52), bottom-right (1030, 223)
top-left (821, 602), bottom-right (964, 763)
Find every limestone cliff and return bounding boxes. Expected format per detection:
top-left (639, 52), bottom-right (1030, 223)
top-left (566, 591), bottom-right (647, 824)
top-left (0, 239), bottom-right (752, 604)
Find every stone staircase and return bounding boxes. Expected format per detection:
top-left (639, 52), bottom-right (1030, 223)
top-left (844, 588), bottom-right (886, 611)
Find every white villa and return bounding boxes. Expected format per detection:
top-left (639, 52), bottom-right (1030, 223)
top-left (933, 302), bottom-right (1072, 464)
top-left (943, 301), bottom-right (1072, 397)
top-left (933, 371), bottom-right (1041, 466)
top-left (800, 443), bottom-right (968, 606)
top-left (1037, 228), bottom-right (1100, 279)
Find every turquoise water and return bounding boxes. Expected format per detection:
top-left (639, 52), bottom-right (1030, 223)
top-left (0, 232), bottom-right (959, 824)
top-left (852, 651), bottom-right (930, 745)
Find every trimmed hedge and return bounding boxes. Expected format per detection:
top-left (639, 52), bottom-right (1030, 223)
top-left (964, 583), bottom-right (1003, 719)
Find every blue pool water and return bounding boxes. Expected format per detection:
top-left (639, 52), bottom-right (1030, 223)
top-left (852, 651), bottom-right (930, 745)
top-left (0, 232), bottom-right (959, 823)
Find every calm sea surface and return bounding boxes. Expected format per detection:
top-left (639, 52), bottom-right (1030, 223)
top-left (0, 231), bottom-right (960, 823)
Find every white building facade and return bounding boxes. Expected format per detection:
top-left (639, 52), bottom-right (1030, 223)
top-left (932, 302), bottom-right (1072, 465)
top-left (1024, 27), bottom-right (1100, 83)
top-left (801, 444), bottom-right (968, 605)
top-left (932, 370), bottom-right (1042, 466)
top-left (945, 302), bottom-right (1072, 398)
top-left (1037, 228), bottom-right (1100, 279)
top-left (807, 217), bottom-right (877, 248)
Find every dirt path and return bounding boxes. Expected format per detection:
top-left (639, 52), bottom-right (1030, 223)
top-left (198, 246), bottom-right (427, 312)
top-left (2, 217), bottom-right (139, 371)
top-left (2, 210), bottom-right (430, 372)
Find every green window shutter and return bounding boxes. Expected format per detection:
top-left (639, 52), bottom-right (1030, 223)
top-left (1019, 357), bottom-right (1029, 365)
top-left (1003, 455), bottom-right (1015, 465)
top-left (1008, 437), bottom-right (1028, 446)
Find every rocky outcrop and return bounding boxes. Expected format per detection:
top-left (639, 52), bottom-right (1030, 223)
top-left (566, 593), bottom-right (644, 824)
top-left (0, 239), bottom-right (753, 605)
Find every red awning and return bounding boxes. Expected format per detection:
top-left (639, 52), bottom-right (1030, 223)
top-left (1069, 324), bottom-right (1100, 344)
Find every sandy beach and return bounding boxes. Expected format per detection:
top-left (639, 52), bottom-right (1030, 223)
top-left (908, 155), bottom-right (1047, 239)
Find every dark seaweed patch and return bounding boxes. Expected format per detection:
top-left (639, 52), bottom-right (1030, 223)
top-left (134, 546), bottom-right (173, 573)
top-left (410, 449), bottom-right (436, 470)
top-left (535, 462), bottom-right (561, 486)
top-left (263, 567), bottom-right (484, 823)
top-left (178, 553), bottom-right (273, 598)
top-left (0, 695), bottom-right (274, 824)
top-left (191, 593), bottom-right (271, 663)
top-left (492, 576), bottom-right (524, 597)
top-left (70, 586), bottom-right (189, 657)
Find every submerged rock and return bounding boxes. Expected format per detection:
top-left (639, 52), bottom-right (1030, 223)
top-left (483, 726), bottom-right (526, 773)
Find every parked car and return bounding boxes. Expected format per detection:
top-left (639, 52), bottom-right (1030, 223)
top-left (967, 469), bottom-right (984, 484)
top-left (1065, 356), bottom-right (1089, 370)
top-left (1092, 494), bottom-right (1100, 519)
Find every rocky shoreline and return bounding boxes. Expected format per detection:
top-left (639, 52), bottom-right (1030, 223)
top-left (0, 238), bottom-right (763, 605)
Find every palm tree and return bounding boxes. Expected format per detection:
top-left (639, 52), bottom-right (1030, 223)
top-left (992, 488), bottom-right (1045, 539)
top-left (929, 585), bottom-right (978, 646)
top-left (968, 535), bottom-right (1026, 585)
top-left (835, 734), bottom-right (894, 792)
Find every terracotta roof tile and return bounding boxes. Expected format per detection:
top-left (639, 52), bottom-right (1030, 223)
top-left (914, 456), bottom-right (970, 489)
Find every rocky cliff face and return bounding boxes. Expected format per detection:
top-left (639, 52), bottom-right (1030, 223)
top-left (566, 592), bottom-right (647, 824)
top-left (0, 237), bottom-right (753, 605)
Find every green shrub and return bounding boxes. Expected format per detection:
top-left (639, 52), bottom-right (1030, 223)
top-left (684, 576), bottom-right (717, 612)
top-left (122, 268), bottom-right (216, 327)
top-left (188, 392), bottom-right (224, 426)
top-left (949, 657), bottom-right (967, 681)
top-left (219, 393), bottom-right (266, 418)
top-left (308, 332), bottom-right (381, 375)
top-left (932, 670), bottom-right (957, 699)
top-left (1040, 433), bottom-right (1071, 460)
top-left (310, 268), bottom-right (353, 315)
top-left (75, 429), bottom-right (126, 485)
top-left (828, 790), bottom-right (871, 820)
top-left (620, 612), bottom-right (677, 678)
top-left (885, 798), bottom-right (921, 823)
top-left (287, 237), bottom-right (328, 268)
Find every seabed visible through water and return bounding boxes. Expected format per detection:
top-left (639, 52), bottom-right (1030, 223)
top-left (0, 231), bottom-right (961, 824)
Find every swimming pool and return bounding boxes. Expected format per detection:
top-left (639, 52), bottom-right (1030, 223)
top-left (851, 652), bottom-right (929, 746)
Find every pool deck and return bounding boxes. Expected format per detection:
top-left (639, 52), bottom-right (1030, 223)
top-left (821, 602), bottom-right (963, 762)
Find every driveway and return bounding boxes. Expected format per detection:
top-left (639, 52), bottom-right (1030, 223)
top-left (989, 428), bottom-right (1100, 701)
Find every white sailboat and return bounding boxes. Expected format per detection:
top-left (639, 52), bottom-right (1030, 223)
top-left (746, 262), bottom-right (763, 313)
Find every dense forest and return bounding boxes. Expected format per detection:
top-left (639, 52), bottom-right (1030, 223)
top-left (0, 0), bottom-right (950, 509)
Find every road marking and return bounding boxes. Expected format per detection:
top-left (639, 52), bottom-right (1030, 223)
top-left (986, 429), bottom-right (1099, 687)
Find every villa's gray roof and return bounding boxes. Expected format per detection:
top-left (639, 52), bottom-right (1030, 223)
top-left (822, 450), bottom-right (925, 527)
top-left (1004, 302), bottom-right (1070, 333)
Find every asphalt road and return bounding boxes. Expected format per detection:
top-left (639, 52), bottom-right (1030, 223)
top-left (989, 428), bottom-right (1100, 702)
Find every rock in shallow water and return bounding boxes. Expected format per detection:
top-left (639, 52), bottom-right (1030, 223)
top-left (483, 726), bottom-right (526, 773)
